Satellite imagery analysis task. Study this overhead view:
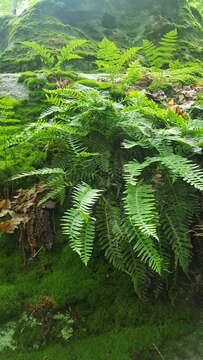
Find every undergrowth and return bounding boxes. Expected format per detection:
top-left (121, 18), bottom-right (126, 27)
top-left (0, 22), bottom-right (203, 359)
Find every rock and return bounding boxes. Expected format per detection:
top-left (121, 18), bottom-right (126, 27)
top-left (0, 73), bottom-right (29, 99)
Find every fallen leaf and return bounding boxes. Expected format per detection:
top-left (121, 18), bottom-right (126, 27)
top-left (0, 199), bottom-right (11, 210)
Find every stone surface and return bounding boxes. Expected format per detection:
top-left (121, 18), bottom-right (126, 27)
top-left (0, 73), bottom-right (29, 98)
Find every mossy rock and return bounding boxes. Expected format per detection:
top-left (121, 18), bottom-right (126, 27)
top-left (46, 70), bottom-right (79, 83)
top-left (189, 100), bottom-right (203, 120)
top-left (109, 84), bottom-right (128, 100)
top-left (18, 72), bottom-right (38, 83)
top-left (78, 78), bottom-right (113, 90)
top-left (148, 79), bottom-right (175, 96)
top-left (24, 77), bottom-right (47, 90)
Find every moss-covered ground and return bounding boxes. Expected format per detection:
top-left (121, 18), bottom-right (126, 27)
top-left (0, 227), bottom-right (202, 359)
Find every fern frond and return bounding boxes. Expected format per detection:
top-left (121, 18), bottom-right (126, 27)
top-left (142, 39), bottom-right (158, 64)
top-left (62, 208), bottom-right (85, 254)
top-left (96, 201), bottom-right (147, 294)
top-left (124, 184), bottom-right (159, 240)
top-left (117, 47), bottom-right (139, 69)
top-left (159, 154), bottom-right (203, 190)
top-left (45, 94), bottom-right (64, 107)
top-left (61, 183), bottom-right (102, 265)
top-left (142, 29), bottom-right (178, 68)
top-left (40, 106), bottom-right (63, 119)
top-left (162, 213), bottom-right (191, 271)
top-left (157, 29), bottom-right (178, 66)
top-left (57, 39), bottom-right (87, 65)
top-left (122, 219), bottom-right (162, 275)
top-left (96, 38), bottom-right (138, 74)
top-left (158, 181), bottom-right (198, 271)
top-left (72, 183), bottom-right (103, 214)
top-left (123, 158), bottom-right (156, 185)
top-left (10, 168), bottom-right (65, 181)
top-left (38, 174), bottom-right (69, 205)
top-left (97, 203), bottom-right (126, 271)
top-left (79, 218), bottom-right (95, 265)
top-left (67, 134), bottom-right (87, 155)
top-left (22, 41), bottom-right (55, 67)
top-left (96, 37), bottom-right (121, 63)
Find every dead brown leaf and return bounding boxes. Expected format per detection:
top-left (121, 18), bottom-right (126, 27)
top-left (0, 199), bottom-right (11, 210)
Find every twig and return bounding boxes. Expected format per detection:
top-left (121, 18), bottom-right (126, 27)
top-left (153, 343), bottom-right (165, 360)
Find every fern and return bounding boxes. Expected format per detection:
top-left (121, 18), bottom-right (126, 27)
top-left (142, 29), bottom-right (178, 68)
top-left (159, 181), bottom-right (198, 271)
top-left (97, 201), bottom-right (147, 295)
top-left (7, 77), bottom-right (203, 297)
top-left (40, 106), bottom-right (63, 119)
top-left (57, 39), bottom-right (87, 70)
top-left (159, 154), bottom-right (203, 190)
top-left (97, 202), bottom-right (126, 271)
top-left (61, 183), bottom-right (102, 265)
top-left (22, 39), bottom-right (87, 70)
top-left (124, 184), bottom-right (159, 240)
top-left (10, 168), bottom-right (65, 181)
top-left (96, 38), bottom-right (138, 75)
top-left (22, 41), bottom-right (55, 68)
top-left (38, 174), bottom-right (69, 206)
top-left (127, 59), bottom-right (145, 81)
top-left (123, 158), bottom-right (156, 185)
top-left (142, 40), bottom-right (158, 65)
top-left (157, 29), bottom-right (178, 67)
top-left (123, 154), bottom-right (203, 192)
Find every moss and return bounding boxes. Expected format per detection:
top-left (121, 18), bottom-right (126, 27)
top-left (24, 77), bottom-right (47, 90)
top-left (109, 84), bottom-right (128, 100)
top-left (18, 71), bottom-right (38, 83)
top-left (47, 70), bottom-right (78, 81)
top-left (189, 100), bottom-right (203, 120)
top-left (148, 79), bottom-right (175, 96)
top-left (0, 229), bottom-right (201, 358)
top-left (0, 95), bottom-right (47, 183)
top-left (0, 318), bottom-right (199, 360)
top-left (148, 64), bottom-right (203, 91)
top-left (78, 78), bottom-right (113, 90)
top-left (0, 285), bottom-right (22, 324)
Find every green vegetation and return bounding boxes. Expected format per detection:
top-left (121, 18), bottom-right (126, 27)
top-left (22, 39), bottom-right (88, 70)
top-left (0, 0), bottom-right (203, 359)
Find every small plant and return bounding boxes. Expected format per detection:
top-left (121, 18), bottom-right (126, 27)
top-left (0, 297), bottom-right (74, 351)
top-left (142, 29), bottom-right (178, 68)
top-left (22, 39), bottom-right (87, 70)
top-left (56, 39), bottom-right (87, 70)
top-left (96, 37), bottom-right (139, 77)
top-left (0, 322), bottom-right (16, 351)
top-left (21, 42), bottom-right (55, 69)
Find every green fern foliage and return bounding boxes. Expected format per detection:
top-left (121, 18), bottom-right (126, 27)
top-left (142, 40), bottom-right (158, 66)
top-left (7, 75), bottom-right (203, 297)
top-left (124, 184), bottom-right (159, 240)
top-left (57, 39), bottom-right (87, 69)
top-left (158, 29), bottom-right (178, 59)
top-left (142, 29), bottom-right (178, 68)
top-left (61, 183), bottom-right (102, 265)
top-left (22, 41), bottom-right (55, 68)
top-left (96, 37), bottom-right (139, 74)
top-left (10, 167), bottom-right (65, 181)
top-left (159, 154), bottom-right (203, 190)
top-left (22, 39), bottom-right (87, 70)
